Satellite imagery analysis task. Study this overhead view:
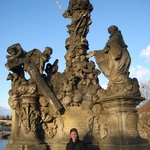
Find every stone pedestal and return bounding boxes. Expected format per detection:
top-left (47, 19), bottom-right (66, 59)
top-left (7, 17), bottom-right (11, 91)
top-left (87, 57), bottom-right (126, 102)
top-left (6, 95), bottom-right (47, 150)
top-left (46, 105), bottom-right (99, 150)
top-left (98, 96), bottom-right (149, 150)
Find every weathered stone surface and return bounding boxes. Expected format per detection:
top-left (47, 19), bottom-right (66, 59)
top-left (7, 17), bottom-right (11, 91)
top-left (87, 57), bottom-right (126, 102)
top-left (97, 97), bottom-right (149, 150)
top-left (5, 0), bottom-right (149, 150)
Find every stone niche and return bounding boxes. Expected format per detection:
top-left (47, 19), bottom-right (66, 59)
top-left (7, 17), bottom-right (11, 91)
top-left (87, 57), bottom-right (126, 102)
top-left (5, 0), bottom-right (149, 150)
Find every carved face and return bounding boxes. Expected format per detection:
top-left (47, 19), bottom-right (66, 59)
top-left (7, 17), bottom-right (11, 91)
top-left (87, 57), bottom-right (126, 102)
top-left (44, 47), bottom-right (52, 57)
top-left (108, 25), bottom-right (118, 35)
top-left (8, 49), bottom-right (16, 55)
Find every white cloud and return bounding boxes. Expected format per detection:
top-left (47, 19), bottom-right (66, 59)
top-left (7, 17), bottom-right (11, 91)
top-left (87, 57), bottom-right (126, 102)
top-left (130, 65), bottom-right (150, 82)
top-left (140, 45), bottom-right (150, 62)
top-left (101, 84), bottom-right (107, 89)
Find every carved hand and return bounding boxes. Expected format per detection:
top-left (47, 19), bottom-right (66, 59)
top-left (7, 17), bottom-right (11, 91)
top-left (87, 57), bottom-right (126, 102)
top-left (87, 51), bottom-right (95, 58)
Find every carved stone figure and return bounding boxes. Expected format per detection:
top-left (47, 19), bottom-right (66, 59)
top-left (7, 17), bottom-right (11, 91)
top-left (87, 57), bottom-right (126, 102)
top-left (6, 43), bottom-right (26, 61)
top-left (24, 46), bottom-right (52, 75)
top-left (90, 25), bottom-right (141, 98)
top-left (63, 0), bottom-right (93, 37)
top-left (93, 25), bottom-right (131, 84)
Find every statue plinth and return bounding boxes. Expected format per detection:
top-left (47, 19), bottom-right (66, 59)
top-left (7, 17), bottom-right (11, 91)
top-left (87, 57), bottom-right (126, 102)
top-left (6, 94), bottom-right (47, 150)
top-left (97, 96), bottom-right (149, 150)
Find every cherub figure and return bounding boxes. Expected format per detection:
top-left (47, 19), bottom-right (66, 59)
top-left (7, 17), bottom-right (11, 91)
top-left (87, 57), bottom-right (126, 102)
top-left (25, 47), bottom-right (53, 74)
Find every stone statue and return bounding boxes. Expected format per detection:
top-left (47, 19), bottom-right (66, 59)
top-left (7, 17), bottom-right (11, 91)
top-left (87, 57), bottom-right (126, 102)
top-left (92, 25), bottom-right (131, 84)
top-left (5, 43), bottom-right (63, 150)
top-left (6, 43), bottom-right (26, 61)
top-left (63, 0), bottom-right (93, 37)
top-left (5, 1), bottom-right (149, 150)
top-left (90, 25), bottom-right (141, 97)
top-left (24, 46), bottom-right (52, 75)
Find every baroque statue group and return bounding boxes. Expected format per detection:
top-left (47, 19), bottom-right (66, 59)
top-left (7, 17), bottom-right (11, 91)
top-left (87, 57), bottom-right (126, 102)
top-left (5, 0), bottom-right (149, 150)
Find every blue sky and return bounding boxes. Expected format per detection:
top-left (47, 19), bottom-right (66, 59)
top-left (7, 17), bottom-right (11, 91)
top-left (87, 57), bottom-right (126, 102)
top-left (0, 0), bottom-right (150, 108)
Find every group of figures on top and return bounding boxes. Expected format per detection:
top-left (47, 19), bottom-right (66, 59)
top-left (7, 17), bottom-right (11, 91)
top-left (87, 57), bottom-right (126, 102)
top-left (61, 0), bottom-right (140, 103)
top-left (5, 0), bottom-right (141, 143)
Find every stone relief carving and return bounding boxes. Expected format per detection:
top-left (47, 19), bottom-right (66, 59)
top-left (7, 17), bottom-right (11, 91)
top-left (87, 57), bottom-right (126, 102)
top-left (39, 96), bottom-right (58, 138)
top-left (92, 104), bottom-right (108, 139)
top-left (126, 113), bottom-right (139, 137)
top-left (19, 96), bottom-right (40, 133)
